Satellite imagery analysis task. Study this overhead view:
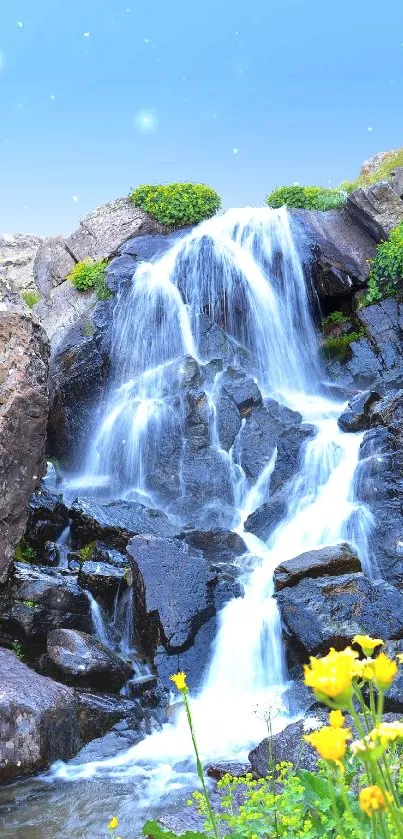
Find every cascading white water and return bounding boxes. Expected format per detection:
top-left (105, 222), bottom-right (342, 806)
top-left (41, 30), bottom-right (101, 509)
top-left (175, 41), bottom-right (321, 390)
top-left (51, 207), bottom-right (375, 794)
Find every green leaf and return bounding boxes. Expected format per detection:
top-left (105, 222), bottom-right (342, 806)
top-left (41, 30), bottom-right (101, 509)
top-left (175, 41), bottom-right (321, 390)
top-left (142, 821), bottom-right (207, 839)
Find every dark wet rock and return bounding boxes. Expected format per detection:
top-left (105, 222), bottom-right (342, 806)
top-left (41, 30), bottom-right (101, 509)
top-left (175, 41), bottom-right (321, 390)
top-left (369, 389), bottom-right (403, 445)
top-left (120, 229), bottom-right (186, 260)
top-left (215, 389), bottom-right (242, 451)
top-left (70, 498), bottom-right (178, 552)
top-left (274, 544), bottom-right (361, 591)
top-left (91, 542), bottom-right (129, 568)
top-left (127, 534), bottom-right (242, 689)
top-left (292, 207), bottom-right (376, 298)
top-left (182, 529), bottom-right (246, 562)
top-left (195, 313), bottom-right (257, 374)
top-left (75, 691), bottom-right (145, 742)
top-left (390, 167), bottom-right (403, 200)
top-left (47, 301), bottom-right (113, 466)
top-left (0, 306), bottom-right (49, 583)
top-left (42, 628), bottom-right (132, 690)
top-left (104, 253), bottom-right (137, 292)
top-left (382, 641), bottom-right (403, 711)
top-left (276, 573), bottom-right (403, 657)
top-left (184, 389), bottom-right (212, 451)
top-left (42, 541), bottom-right (62, 567)
top-left (347, 182), bottom-right (403, 241)
top-left (238, 402), bottom-right (313, 490)
top-left (0, 647), bottom-right (79, 781)
top-left (244, 485), bottom-right (289, 541)
top-left (249, 720), bottom-right (319, 775)
top-left (338, 390), bottom-right (380, 432)
top-left (220, 367), bottom-right (262, 417)
top-left (78, 559), bottom-right (130, 607)
top-left (0, 563), bottom-right (92, 647)
top-left (25, 484), bottom-right (69, 551)
top-left (177, 446), bottom-right (235, 528)
top-left (282, 680), bottom-right (320, 716)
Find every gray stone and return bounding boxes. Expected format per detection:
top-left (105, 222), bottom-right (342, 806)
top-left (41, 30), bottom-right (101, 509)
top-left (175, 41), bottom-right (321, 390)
top-left (249, 721), bottom-right (319, 775)
top-left (78, 560), bottom-right (130, 607)
top-left (390, 167), bottom-right (403, 200)
top-left (70, 497), bottom-right (178, 551)
top-left (0, 648), bottom-right (79, 781)
top-left (338, 390), bottom-right (380, 432)
top-left (66, 197), bottom-right (163, 262)
top-left (0, 306), bottom-right (49, 583)
top-left (33, 237), bottom-right (76, 297)
top-left (274, 544), bottom-right (361, 591)
top-left (0, 233), bottom-right (43, 296)
top-left (44, 628), bottom-right (132, 690)
top-left (34, 278), bottom-right (97, 351)
top-left (347, 182), bottom-right (403, 241)
top-left (277, 572), bottom-right (403, 656)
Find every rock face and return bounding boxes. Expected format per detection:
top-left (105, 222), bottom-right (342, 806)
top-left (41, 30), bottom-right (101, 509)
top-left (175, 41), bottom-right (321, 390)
top-left (0, 306), bottom-right (49, 583)
top-left (0, 564), bottom-right (92, 647)
top-left (276, 573), bottom-right (403, 657)
top-left (338, 390), bottom-right (380, 432)
top-left (25, 484), bottom-right (69, 552)
top-left (347, 182), bottom-right (403, 241)
top-left (249, 721), bottom-right (320, 775)
top-left (0, 648), bottom-right (79, 781)
top-left (42, 628), bottom-right (133, 690)
top-left (0, 233), bottom-right (43, 297)
top-left (273, 544), bottom-right (361, 591)
top-left (70, 498), bottom-right (179, 551)
top-left (127, 534), bottom-right (242, 688)
top-left (66, 197), bottom-right (163, 262)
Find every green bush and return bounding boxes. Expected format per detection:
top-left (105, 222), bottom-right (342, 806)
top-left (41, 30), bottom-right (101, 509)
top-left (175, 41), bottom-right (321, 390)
top-left (322, 330), bottom-right (364, 360)
top-left (348, 148), bottom-right (403, 191)
top-left (322, 311), bottom-right (347, 327)
top-left (21, 288), bottom-right (40, 309)
top-left (67, 259), bottom-right (111, 300)
top-left (78, 542), bottom-right (96, 562)
top-left (130, 182), bottom-right (221, 227)
top-left (367, 221), bottom-right (403, 299)
top-left (266, 185), bottom-right (346, 211)
top-left (14, 539), bottom-right (36, 564)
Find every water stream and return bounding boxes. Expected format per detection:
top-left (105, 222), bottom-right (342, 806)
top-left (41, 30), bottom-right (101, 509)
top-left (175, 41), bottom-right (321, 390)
top-left (0, 207), bottom-right (376, 837)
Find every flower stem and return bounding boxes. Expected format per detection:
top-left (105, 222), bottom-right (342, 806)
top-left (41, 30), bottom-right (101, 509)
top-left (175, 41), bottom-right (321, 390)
top-left (183, 692), bottom-right (220, 839)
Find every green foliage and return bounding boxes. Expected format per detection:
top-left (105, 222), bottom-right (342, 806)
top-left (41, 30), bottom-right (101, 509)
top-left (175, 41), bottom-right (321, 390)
top-left (351, 147), bottom-right (403, 190)
top-left (143, 823), bottom-right (206, 839)
top-left (367, 221), bottom-right (403, 298)
top-left (11, 639), bottom-right (23, 660)
top-left (322, 330), bottom-right (364, 360)
top-left (130, 182), bottom-right (221, 227)
top-left (67, 259), bottom-right (112, 300)
top-left (82, 322), bottom-right (94, 337)
top-left (363, 275), bottom-right (383, 306)
top-left (266, 185), bottom-right (346, 211)
top-left (322, 311), bottom-right (347, 327)
top-left (22, 600), bottom-right (37, 609)
top-left (21, 288), bottom-right (41, 308)
top-left (78, 541), bottom-right (96, 562)
top-left (14, 539), bottom-right (36, 564)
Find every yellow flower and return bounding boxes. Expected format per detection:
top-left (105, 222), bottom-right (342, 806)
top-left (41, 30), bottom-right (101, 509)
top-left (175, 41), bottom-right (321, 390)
top-left (108, 817), bottom-right (119, 830)
top-left (372, 652), bottom-right (397, 691)
top-left (353, 635), bottom-right (384, 657)
top-left (304, 725), bottom-right (351, 768)
top-left (396, 653), bottom-right (403, 663)
top-left (359, 785), bottom-right (392, 817)
top-left (329, 710), bottom-right (345, 728)
top-left (351, 657), bottom-right (375, 680)
top-left (170, 671), bottom-right (188, 692)
top-left (304, 647), bottom-right (357, 703)
top-left (369, 721), bottom-right (403, 745)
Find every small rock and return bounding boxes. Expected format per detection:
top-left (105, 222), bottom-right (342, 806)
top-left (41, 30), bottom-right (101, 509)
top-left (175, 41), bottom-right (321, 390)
top-left (44, 628), bottom-right (133, 690)
top-left (274, 543), bottom-right (361, 591)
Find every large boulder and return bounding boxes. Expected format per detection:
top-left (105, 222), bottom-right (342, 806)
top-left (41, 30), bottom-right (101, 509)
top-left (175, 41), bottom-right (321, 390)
top-left (78, 559), bottom-right (130, 608)
top-left (273, 544), bottom-right (361, 591)
top-left (127, 534), bottom-right (242, 689)
top-left (244, 484), bottom-right (289, 541)
top-left (249, 720), bottom-right (320, 775)
top-left (33, 237), bottom-right (76, 298)
top-left (75, 690), bottom-right (147, 743)
top-left (0, 648), bottom-right (79, 781)
top-left (338, 390), bottom-right (380, 432)
top-left (25, 484), bottom-right (69, 553)
top-left (347, 182), bottom-right (403, 242)
top-left (42, 628), bottom-right (133, 690)
top-left (70, 498), bottom-right (178, 551)
top-left (0, 305), bottom-right (49, 583)
top-left (0, 564), bottom-right (92, 648)
top-left (65, 197), bottom-right (163, 262)
top-left (0, 233), bottom-right (43, 296)
top-left (276, 572), bottom-right (403, 657)
top-left (390, 167), bottom-right (403, 200)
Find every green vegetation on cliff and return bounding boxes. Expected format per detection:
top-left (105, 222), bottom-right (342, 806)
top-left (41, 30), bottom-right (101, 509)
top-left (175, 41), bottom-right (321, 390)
top-left (341, 148), bottom-right (403, 193)
top-left (130, 182), bottom-right (221, 227)
top-left (365, 221), bottom-right (403, 304)
top-left (266, 185), bottom-right (346, 211)
top-left (67, 258), bottom-right (112, 300)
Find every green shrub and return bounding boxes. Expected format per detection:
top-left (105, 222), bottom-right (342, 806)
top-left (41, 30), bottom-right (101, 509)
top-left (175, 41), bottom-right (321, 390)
top-left (367, 221), bottom-right (403, 299)
top-left (11, 639), bottom-right (23, 660)
top-left (14, 539), bottom-right (36, 564)
top-left (322, 311), bottom-right (347, 327)
top-left (350, 147), bottom-right (403, 190)
top-left (130, 182), bottom-right (221, 227)
top-left (67, 259), bottom-right (111, 300)
top-left (322, 330), bottom-right (364, 360)
top-left (266, 185), bottom-right (346, 211)
top-left (78, 542), bottom-right (96, 562)
top-left (21, 288), bottom-right (40, 308)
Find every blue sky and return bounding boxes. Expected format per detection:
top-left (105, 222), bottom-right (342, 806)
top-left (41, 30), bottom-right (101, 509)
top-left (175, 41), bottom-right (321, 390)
top-left (0, 0), bottom-right (402, 235)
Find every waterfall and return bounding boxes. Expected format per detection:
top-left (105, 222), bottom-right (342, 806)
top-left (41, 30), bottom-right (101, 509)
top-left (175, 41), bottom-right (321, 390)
top-left (51, 207), bottom-right (374, 788)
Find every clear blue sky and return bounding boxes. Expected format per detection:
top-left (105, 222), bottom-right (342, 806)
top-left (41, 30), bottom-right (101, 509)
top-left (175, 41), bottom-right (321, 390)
top-left (0, 0), bottom-right (402, 235)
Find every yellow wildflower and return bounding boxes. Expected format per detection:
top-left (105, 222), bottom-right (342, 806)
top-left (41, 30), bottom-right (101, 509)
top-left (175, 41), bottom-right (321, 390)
top-left (359, 785), bottom-right (392, 817)
top-left (351, 657), bottom-right (374, 680)
top-left (372, 652), bottom-right (397, 691)
top-left (352, 635), bottom-right (384, 657)
top-left (170, 671), bottom-right (188, 692)
top-left (304, 647), bottom-right (357, 703)
top-left (369, 721), bottom-right (403, 745)
top-left (329, 710), bottom-right (345, 728)
top-left (396, 653), bottom-right (403, 663)
top-left (304, 724), bottom-right (351, 768)
top-left (108, 817), bottom-right (119, 830)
